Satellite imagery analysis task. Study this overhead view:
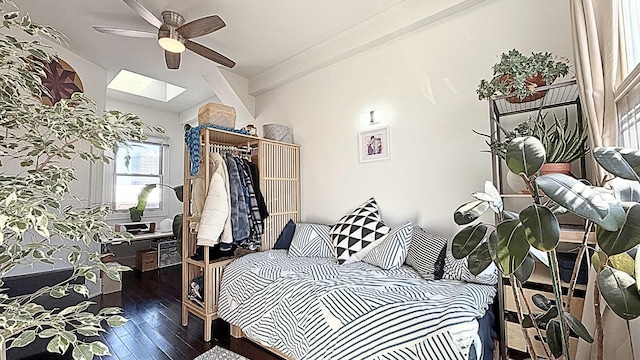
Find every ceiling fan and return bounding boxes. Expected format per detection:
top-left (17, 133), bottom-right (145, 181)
top-left (93, 0), bottom-right (235, 70)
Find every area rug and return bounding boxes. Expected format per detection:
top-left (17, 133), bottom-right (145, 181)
top-left (194, 346), bottom-right (249, 360)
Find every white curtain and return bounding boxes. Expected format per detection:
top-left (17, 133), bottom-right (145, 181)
top-left (570, 1), bottom-right (639, 359)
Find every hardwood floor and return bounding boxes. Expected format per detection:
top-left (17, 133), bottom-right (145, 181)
top-left (20, 265), bottom-right (282, 360)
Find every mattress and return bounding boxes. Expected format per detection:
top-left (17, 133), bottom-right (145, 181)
top-left (218, 250), bottom-right (496, 360)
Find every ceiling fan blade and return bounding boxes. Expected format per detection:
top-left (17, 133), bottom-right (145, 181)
top-left (93, 26), bottom-right (157, 38)
top-left (165, 51), bottom-right (181, 70)
top-left (176, 15), bottom-right (226, 39)
top-left (122, 0), bottom-right (163, 29)
top-left (185, 40), bottom-right (235, 68)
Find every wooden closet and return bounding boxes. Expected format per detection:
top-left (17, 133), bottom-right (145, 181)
top-left (181, 127), bottom-right (300, 341)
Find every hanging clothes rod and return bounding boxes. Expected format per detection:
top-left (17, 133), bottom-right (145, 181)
top-left (207, 143), bottom-right (252, 160)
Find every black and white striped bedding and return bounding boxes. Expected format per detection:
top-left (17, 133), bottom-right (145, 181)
top-left (218, 250), bottom-right (496, 360)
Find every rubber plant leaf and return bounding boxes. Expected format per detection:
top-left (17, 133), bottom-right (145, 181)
top-left (513, 254), bottom-right (535, 283)
top-left (598, 267), bottom-right (640, 320)
top-left (592, 250), bottom-right (607, 272)
top-left (484, 180), bottom-right (503, 212)
top-left (467, 241), bottom-right (493, 276)
top-left (529, 246), bottom-right (550, 267)
top-left (519, 204), bottom-right (560, 251)
top-left (610, 177), bottom-right (640, 202)
top-left (531, 293), bottom-right (552, 311)
top-left (521, 314), bottom-right (536, 328)
top-left (591, 187), bottom-right (627, 231)
top-left (597, 203), bottom-right (640, 256)
top-left (594, 147), bottom-right (640, 182)
top-left (608, 252), bottom-right (635, 277)
top-left (489, 219), bottom-right (529, 275)
top-left (535, 173), bottom-right (612, 230)
top-left (453, 200), bottom-right (489, 225)
top-left (172, 213), bottom-right (183, 241)
top-left (536, 305), bottom-right (559, 324)
top-left (635, 250), bottom-right (640, 294)
top-left (564, 311), bottom-right (593, 343)
top-left (173, 185), bottom-right (184, 202)
top-left (452, 223), bottom-right (488, 259)
top-left (505, 136), bottom-right (545, 176)
top-left (546, 320), bottom-right (563, 358)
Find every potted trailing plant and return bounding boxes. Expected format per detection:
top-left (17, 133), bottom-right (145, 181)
top-left (453, 136), bottom-right (640, 359)
top-left (0, 2), bottom-right (162, 359)
top-left (477, 49), bottom-right (570, 102)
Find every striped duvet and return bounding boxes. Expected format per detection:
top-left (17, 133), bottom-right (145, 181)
top-left (218, 250), bottom-right (496, 360)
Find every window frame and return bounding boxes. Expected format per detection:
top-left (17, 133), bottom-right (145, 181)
top-left (615, 0), bottom-right (640, 147)
top-left (104, 135), bottom-right (170, 221)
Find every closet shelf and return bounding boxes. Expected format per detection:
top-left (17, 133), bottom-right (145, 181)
top-left (202, 128), bottom-right (260, 147)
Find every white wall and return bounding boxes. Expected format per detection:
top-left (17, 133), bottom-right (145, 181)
top-left (253, 0), bottom-right (574, 238)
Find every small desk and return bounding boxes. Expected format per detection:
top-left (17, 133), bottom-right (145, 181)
top-left (102, 231), bottom-right (175, 268)
top-left (102, 231), bottom-right (174, 245)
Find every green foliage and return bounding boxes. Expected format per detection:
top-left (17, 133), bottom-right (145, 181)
top-left (0, 1), bottom-right (162, 358)
top-left (129, 184), bottom-right (157, 222)
top-left (453, 134), bottom-right (640, 357)
top-left (476, 49), bottom-right (570, 100)
top-left (477, 109), bottom-right (589, 164)
top-left (506, 136), bottom-right (545, 176)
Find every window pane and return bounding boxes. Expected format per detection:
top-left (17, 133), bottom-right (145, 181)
top-left (115, 142), bottom-right (161, 175)
top-left (114, 176), bottom-right (161, 211)
top-left (622, 0), bottom-right (640, 71)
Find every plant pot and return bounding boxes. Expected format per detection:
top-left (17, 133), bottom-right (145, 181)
top-left (503, 74), bottom-right (549, 103)
top-left (541, 163), bottom-right (571, 175)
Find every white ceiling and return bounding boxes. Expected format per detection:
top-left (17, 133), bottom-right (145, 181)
top-left (16, 0), bottom-right (406, 114)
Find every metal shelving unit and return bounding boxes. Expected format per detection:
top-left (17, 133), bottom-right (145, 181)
top-left (488, 79), bottom-right (591, 360)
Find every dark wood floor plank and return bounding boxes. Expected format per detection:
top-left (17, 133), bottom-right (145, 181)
top-left (18, 264), bottom-right (283, 360)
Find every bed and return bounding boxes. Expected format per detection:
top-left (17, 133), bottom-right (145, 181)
top-left (217, 200), bottom-right (498, 360)
top-left (218, 250), bottom-right (496, 360)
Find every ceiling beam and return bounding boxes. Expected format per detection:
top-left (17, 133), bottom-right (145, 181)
top-left (248, 0), bottom-right (489, 96)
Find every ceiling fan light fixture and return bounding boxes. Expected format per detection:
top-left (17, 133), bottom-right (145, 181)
top-left (158, 35), bottom-right (185, 53)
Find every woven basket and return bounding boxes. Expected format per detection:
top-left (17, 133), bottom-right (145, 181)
top-left (198, 102), bottom-right (236, 128)
top-left (263, 124), bottom-right (292, 143)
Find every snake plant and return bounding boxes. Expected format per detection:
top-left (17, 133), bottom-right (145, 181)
top-left (476, 109), bottom-right (589, 164)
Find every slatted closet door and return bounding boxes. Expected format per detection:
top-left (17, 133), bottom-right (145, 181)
top-left (258, 140), bottom-right (300, 251)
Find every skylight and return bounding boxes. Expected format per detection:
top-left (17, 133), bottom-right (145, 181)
top-left (108, 69), bottom-right (186, 102)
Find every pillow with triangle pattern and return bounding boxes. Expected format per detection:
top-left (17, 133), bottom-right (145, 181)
top-left (330, 197), bottom-right (391, 264)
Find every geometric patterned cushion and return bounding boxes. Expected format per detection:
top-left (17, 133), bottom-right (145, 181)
top-left (442, 243), bottom-right (499, 285)
top-left (289, 223), bottom-right (334, 258)
top-left (404, 227), bottom-right (449, 280)
top-left (359, 220), bottom-right (413, 270)
top-left (330, 198), bottom-right (391, 264)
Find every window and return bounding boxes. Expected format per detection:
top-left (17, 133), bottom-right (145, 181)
top-left (622, 0), bottom-right (640, 71)
top-left (616, 0), bottom-right (640, 146)
top-left (110, 136), bottom-right (168, 215)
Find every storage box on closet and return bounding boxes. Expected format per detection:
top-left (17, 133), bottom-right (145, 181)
top-left (181, 128), bottom-right (300, 341)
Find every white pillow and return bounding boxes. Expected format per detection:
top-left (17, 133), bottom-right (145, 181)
top-left (359, 221), bottom-right (413, 270)
top-left (288, 223), bottom-right (334, 258)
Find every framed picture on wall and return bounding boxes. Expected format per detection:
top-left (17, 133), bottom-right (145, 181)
top-left (358, 126), bottom-right (390, 162)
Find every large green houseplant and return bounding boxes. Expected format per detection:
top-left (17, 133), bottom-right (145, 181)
top-left (0, 2), bottom-right (161, 359)
top-left (453, 137), bottom-right (640, 359)
top-left (477, 49), bottom-right (570, 102)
